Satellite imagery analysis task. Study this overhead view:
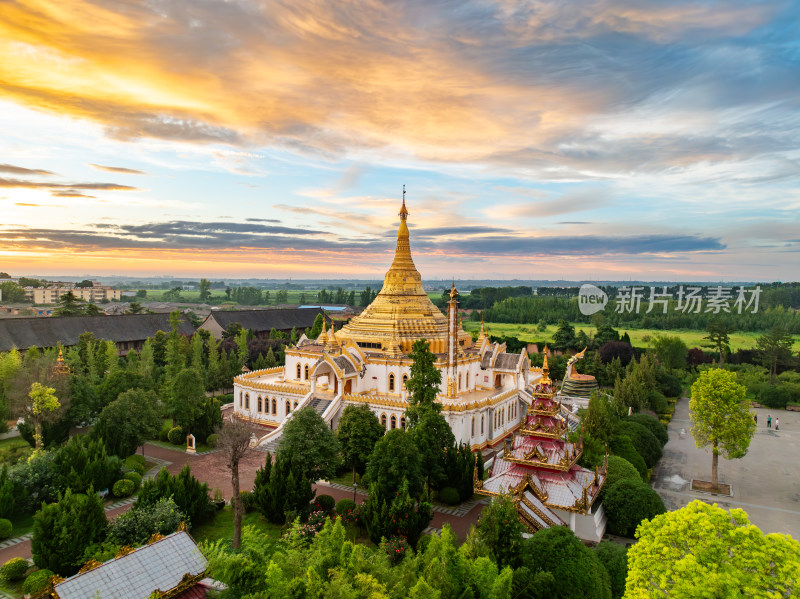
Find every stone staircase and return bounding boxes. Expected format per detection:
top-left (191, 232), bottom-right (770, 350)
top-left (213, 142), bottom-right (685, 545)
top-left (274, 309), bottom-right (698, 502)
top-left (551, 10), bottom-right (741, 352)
top-left (309, 396), bottom-right (332, 416)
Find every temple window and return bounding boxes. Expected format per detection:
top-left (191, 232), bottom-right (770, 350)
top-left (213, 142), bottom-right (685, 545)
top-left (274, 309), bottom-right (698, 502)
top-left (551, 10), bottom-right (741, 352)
top-left (293, 400), bottom-right (298, 409)
top-left (286, 400), bottom-right (291, 414)
top-left (471, 416), bottom-right (475, 437)
top-left (391, 415), bottom-right (397, 429)
top-left (389, 373), bottom-right (395, 392)
top-left (458, 374), bottom-right (462, 390)
top-left (481, 415), bottom-right (484, 434)
top-left (381, 413), bottom-right (387, 429)
top-left (296, 364), bottom-right (301, 379)
top-left (400, 416), bottom-right (406, 430)
top-left (245, 394), bottom-right (250, 410)
top-left (304, 364), bottom-right (309, 380)
top-left (272, 398), bottom-right (277, 414)
top-left (239, 392), bottom-right (242, 408)
top-left (258, 396), bottom-right (262, 413)
top-left (402, 374), bottom-right (408, 389)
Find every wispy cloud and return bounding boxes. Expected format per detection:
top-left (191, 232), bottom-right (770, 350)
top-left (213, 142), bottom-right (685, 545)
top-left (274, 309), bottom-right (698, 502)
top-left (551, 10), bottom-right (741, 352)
top-left (89, 163), bottom-right (147, 175)
top-left (0, 163), bottom-right (55, 176)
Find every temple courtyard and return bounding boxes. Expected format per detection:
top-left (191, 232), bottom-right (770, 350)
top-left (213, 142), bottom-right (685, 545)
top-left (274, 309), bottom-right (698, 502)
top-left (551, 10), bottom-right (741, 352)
top-left (652, 398), bottom-right (800, 539)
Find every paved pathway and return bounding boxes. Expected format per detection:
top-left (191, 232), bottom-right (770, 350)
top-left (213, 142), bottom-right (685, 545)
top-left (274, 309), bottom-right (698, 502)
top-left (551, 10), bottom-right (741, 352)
top-left (651, 398), bottom-right (800, 538)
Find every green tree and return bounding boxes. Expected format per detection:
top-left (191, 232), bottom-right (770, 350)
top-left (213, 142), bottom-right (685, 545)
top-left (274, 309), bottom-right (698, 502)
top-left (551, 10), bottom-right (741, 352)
top-left (602, 479), bottom-right (665, 537)
top-left (552, 320), bottom-right (577, 351)
top-left (94, 389), bottom-right (161, 457)
top-left (703, 319), bottom-right (733, 365)
top-left (520, 526), bottom-right (611, 599)
top-left (625, 500), bottom-right (800, 598)
top-left (52, 291), bottom-right (86, 316)
top-left (278, 406), bottom-right (340, 483)
top-left (476, 495), bottom-right (525, 569)
top-left (595, 541), bottom-right (628, 599)
top-left (582, 391), bottom-right (616, 444)
top-left (236, 328), bottom-right (249, 369)
top-left (337, 404), bottom-right (384, 477)
top-left (409, 409), bottom-right (454, 495)
top-left (168, 368), bottom-right (206, 434)
top-left (27, 382), bottom-right (60, 450)
top-left (309, 313), bottom-right (324, 339)
top-left (218, 418), bottom-right (252, 549)
top-left (366, 429), bottom-right (424, 499)
top-left (0, 282), bottom-right (26, 303)
top-left (126, 301), bottom-right (146, 314)
top-left (135, 465), bottom-right (215, 527)
top-left (198, 278), bottom-right (212, 302)
top-left (362, 478), bottom-right (432, 548)
top-left (690, 368), bottom-right (755, 488)
top-left (108, 497), bottom-right (186, 546)
top-left (31, 488), bottom-right (107, 576)
top-left (756, 325), bottom-right (794, 383)
top-left (164, 311), bottom-right (188, 381)
top-left (651, 334), bottom-right (688, 371)
top-left (405, 339), bottom-right (442, 427)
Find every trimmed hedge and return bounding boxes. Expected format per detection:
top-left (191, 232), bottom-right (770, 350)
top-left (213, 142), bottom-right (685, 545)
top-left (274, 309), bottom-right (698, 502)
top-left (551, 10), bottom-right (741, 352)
top-left (112, 479), bottom-right (135, 498)
top-left (615, 422), bottom-right (662, 469)
top-left (124, 454), bottom-right (147, 476)
top-left (168, 426), bottom-right (184, 445)
top-left (206, 433), bottom-right (220, 448)
top-left (439, 487), bottom-right (460, 505)
top-left (336, 498), bottom-right (356, 516)
top-left (22, 569), bottom-right (55, 596)
top-left (123, 471), bottom-right (143, 490)
top-left (0, 518), bottom-right (12, 539)
top-left (609, 435), bottom-right (647, 480)
top-left (0, 557), bottom-right (29, 582)
top-left (759, 385), bottom-right (792, 409)
top-left (624, 414), bottom-right (668, 447)
top-left (603, 479), bottom-right (666, 538)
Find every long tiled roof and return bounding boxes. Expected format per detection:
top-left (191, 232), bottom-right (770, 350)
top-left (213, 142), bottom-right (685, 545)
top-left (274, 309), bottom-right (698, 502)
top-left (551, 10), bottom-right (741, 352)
top-left (0, 313), bottom-right (196, 352)
top-left (494, 353), bottom-right (521, 371)
top-left (203, 308), bottom-right (328, 332)
top-left (54, 531), bottom-right (207, 599)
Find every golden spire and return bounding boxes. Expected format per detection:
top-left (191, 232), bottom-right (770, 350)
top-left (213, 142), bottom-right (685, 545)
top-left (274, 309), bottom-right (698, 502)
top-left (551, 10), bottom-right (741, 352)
top-left (53, 346), bottom-right (70, 376)
top-left (399, 184), bottom-right (408, 220)
top-left (478, 318), bottom-right (487, 343)
top-left (319, 318), bottom-right (328, 344)
top-left (541, 345), bottom-right (551, 384)
top-left (326, 320), bottom-right (340, 352)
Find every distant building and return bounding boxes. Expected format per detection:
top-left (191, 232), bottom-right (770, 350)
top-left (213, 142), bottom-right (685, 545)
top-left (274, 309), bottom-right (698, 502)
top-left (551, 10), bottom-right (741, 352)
top-left (53, 531), bottom-right (211, 599)
top-left (0, 312), bottom-right (196, 353)
top-left (25, 285), bottom-right (121, 304)
top-left (199, 307), bottom-right (329, 340)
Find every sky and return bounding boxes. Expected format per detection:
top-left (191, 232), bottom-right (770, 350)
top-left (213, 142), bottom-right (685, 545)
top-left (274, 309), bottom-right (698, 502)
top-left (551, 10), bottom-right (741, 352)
top-left (1, 0), bottom-right (799, 282)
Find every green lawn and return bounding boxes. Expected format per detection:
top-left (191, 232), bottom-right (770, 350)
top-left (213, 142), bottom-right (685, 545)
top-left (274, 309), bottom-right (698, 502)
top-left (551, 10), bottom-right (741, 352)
top-left (462, 321), bottom-right (800, 352)
top-left (191, 505), bottom-right (283, 546)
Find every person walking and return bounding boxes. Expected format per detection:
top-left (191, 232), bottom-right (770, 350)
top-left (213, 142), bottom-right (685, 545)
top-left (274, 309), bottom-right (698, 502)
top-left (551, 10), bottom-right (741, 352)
top-left (775, 417), bottom-right (780, 431)
top-left (754, 414), bottom-right (758, 425)
top-left (767, 414), bottom-right (772, 429)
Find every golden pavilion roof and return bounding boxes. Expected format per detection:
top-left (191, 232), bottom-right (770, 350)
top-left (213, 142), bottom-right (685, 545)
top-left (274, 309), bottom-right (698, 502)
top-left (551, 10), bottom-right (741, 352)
top-left (336, 196), bottom-right (471, 354)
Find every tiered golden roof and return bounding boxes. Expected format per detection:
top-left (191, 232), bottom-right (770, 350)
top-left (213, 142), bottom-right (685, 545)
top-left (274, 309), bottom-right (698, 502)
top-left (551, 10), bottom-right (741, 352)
top-left (336, 195), bottom-right (471, 354)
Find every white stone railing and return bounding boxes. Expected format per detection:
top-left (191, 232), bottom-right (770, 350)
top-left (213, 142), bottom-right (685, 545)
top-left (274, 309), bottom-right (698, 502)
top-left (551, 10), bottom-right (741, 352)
top-left (321, 392), bottom-right (344, 424)
top-left (257, 390), bottom-right (314, 445)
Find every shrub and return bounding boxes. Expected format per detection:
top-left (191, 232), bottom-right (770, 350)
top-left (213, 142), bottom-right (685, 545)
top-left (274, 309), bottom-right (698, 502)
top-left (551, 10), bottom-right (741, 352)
top-left (603, 479), bottom-right (666, 538)
top-left (0, 518), bottom-right (12, 539)
top-left (439, 486), bottom-right (460, 505)
top-left (0, 557), bottom-right (29, 582)
top-left (22, 569), bottom-right (55, 596)
top-left (614, 422), bottom-right (663, 469)
top-left (134, 465), bottom-right (215, 528)
top-left (240, 491), bottom-right (257, 513)
top-left (336, 498), bottom-right (356, 516)
top-left (124, 455), bottom-right (146, 476)
top-left (609, 435), bottom-right (647, 480)
top-left (381, 535), bottom-right (411, 565)
top-left (112, 479), bottom-right (135, 498)
top-left (313, 494), bottom-right (336, 515)
top-left (123, 471), bottom-right (142, 490)
top-left (657, 371), bottom-right (683, 398)
top-left (648, 391), bottom-right (668, 416)
top-left (595, 541), bottom-right (628, 599)
top-left (206, 433), bottom-right (220, 448)
top-left (108, 497), bottom-right (186, 546)
top-left (168, 426), bottom-right (184, 445)
top-left (603, 456), bottom-right (644, 497)
top-left (158, 421), bottom-right (172, 442)
top-left (758, 385), bottom-right (792, 409)
top-left (624, 414), bottom-right (668, 447)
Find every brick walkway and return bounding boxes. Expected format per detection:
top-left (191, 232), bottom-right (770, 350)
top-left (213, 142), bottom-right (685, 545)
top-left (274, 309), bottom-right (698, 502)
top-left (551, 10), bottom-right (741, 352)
top-left (0, 442), bottom-right (488, 562)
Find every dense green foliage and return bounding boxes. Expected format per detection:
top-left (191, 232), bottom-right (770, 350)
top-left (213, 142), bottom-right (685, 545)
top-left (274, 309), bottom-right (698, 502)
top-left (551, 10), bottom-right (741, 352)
top-left (0, 557), bottom-right (29, 581)
top-left (278, 406), bottom-right (340, 483)
top-left (626, 500), bottom-right (800, 597)
top-left (94, 388), bottom-right (161, 457)
top-left (252, 450), bottom-right (315, 524)
top-left (608, 434), bottom-right (648, 480)
top-left (0, 518), bottom-right (12, 539)
top-left (623, 413), bottom-right (668, 446)
top-left (476, 495), bottom-right (525, 569)
top-left (22, 569), bottom-right (54, 596)
top-left (603, 479), bottom-right (666, 537)
top-left (32, 488), bottom-right (108, 576)
top-left (108, 497), bottom-right (186, 546)
top-left (112, 478), bottom-right (135, 497)
top-left (614, 421), bottom-right (662, 469)
top-left (595, 541), bottom-right (628, 599)
top-left (361, 478), bottom-right (433, 549)
top-left (405, 339), bottom-right (442, 426)
top-left (337, 404), bottom-right (385, 476)
top-left (135, 465), bottom-right (215, 528)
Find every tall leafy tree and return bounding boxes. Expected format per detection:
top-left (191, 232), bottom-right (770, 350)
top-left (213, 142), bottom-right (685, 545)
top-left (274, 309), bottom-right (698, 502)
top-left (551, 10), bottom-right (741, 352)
top-left (756, 325), bottom-right (794, 383)
top-left (278, 406), bottom-right (340, 483)
top-left (703, 319), bottom-right (733, 365)
top-left (405, 339), bottom-right (442, 427)
top-left (651, 334), bottom-right (688, 371)
top-left (52, 291), bottom-right (86, 317)
top-left (168, 368), bottom-right (206, 434)
top-left (409, 409), bottom-right (454, 495)
top-left (476, 494), bottom-right (525, 569)
top-left (337, 404), bottom-right (384, 477)
top-left (365, 429), bottom-right (423, 499)
top-left (198, 278), bottom-right (212, 302)
top-left (689, 369), bottom-right (755, 488)
top-left (626, 500), bottom-right (800, 598)
top-left (27, 382), bottom-right (60, 450)
top-left (552, 319), bottom-right (577, 351)
top-left (94, 388), bottom-right (161, 457)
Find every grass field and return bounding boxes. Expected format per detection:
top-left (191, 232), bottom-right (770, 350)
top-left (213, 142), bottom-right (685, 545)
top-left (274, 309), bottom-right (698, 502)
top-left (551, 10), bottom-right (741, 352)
top-left (461, 321), bottom-right (800, 352)
top-left (191, 505), bottom-right (284, 546)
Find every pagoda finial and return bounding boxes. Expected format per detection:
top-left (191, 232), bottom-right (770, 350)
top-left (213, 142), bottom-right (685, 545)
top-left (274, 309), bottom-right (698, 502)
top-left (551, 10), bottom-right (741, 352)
top-left (477, 318), bottom-right (487, 343)
top-left (399, 185), bottom-right (408, 220)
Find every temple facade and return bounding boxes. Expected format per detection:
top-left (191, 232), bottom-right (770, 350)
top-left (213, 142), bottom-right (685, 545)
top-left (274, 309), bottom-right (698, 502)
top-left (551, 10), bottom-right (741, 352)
top-left (232, 197), bottom-right (538, 451)
top-left (475, 354), bottom-right (608, 541)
